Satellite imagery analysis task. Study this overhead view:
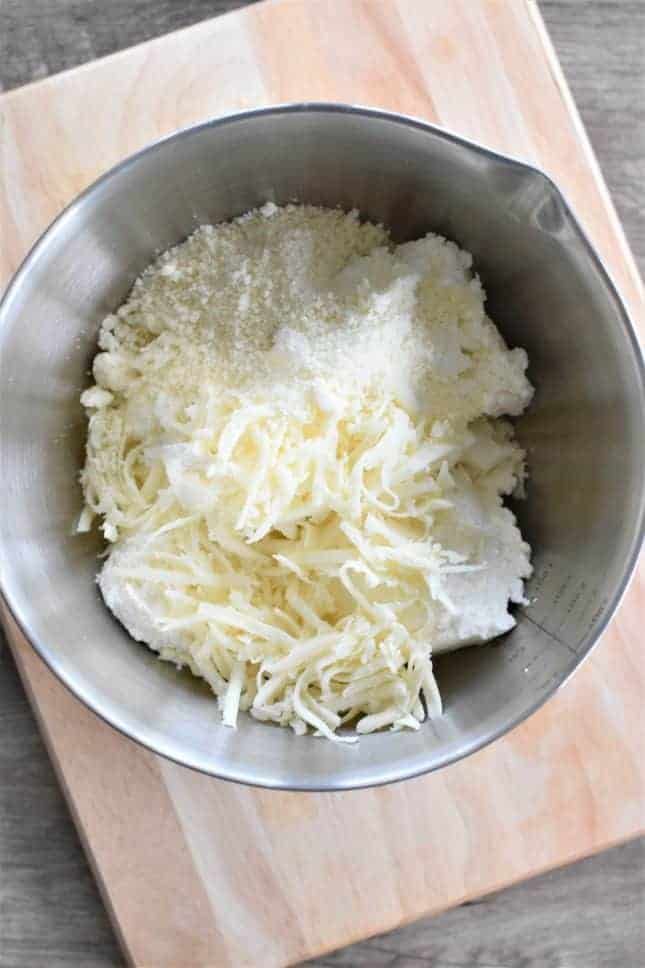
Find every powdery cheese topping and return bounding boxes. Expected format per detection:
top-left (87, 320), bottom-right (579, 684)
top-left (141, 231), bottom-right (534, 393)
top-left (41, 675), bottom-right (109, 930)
top-left (80, 204), bottom-right (533, 740)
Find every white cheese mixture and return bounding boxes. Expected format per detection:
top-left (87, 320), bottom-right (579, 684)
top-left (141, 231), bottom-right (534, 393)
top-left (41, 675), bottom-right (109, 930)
top-left (80, 204), bottom-right (533, 740)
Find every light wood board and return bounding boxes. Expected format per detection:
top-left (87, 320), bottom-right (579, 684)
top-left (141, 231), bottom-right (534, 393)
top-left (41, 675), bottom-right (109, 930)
top-left (1, 1), bottom-right (644, 965)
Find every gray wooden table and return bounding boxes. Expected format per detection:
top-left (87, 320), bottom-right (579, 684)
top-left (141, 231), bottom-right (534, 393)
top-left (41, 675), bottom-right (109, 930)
top-left (1, 2), bottom-right (643, 966)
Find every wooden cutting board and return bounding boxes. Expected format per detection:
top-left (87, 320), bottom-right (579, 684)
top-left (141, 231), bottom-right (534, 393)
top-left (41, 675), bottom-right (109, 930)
top-left (1, 1), bottom-right (644, 965)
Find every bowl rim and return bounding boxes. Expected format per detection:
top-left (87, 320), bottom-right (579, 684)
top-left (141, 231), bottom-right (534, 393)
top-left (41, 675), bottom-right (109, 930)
top-left (1, 100), bottom-right (644, 791)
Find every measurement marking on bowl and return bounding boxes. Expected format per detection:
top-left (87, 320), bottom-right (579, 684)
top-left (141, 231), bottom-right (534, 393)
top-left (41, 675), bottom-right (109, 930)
top-left (521, 612), bottom-right (577, 655)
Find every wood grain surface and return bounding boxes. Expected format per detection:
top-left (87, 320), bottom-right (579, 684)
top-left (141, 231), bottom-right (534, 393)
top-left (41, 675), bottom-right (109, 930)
top-left (1, 2), bottom-right (644, 967)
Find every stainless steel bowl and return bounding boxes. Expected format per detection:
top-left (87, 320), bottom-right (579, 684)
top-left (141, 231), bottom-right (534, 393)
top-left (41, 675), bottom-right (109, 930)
top-left (1, 104), bottom-right (643, 790)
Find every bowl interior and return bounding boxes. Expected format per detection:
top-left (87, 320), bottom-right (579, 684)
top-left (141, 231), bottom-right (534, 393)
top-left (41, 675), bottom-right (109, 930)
top-left (1, 106), bottom-right (643, 789)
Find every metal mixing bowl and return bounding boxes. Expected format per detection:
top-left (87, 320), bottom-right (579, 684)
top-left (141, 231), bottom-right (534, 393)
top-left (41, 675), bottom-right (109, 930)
top-left (1, 104), bottom-right (643, 790)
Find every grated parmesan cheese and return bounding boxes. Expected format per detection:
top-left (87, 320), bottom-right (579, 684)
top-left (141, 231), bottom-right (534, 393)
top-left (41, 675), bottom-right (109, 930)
top-left (80, 204), bottom-right (533, 740)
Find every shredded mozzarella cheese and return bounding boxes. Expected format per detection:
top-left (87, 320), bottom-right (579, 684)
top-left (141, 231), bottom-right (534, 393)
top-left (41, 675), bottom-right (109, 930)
top-left (80, 204), bottom-right (533, 740)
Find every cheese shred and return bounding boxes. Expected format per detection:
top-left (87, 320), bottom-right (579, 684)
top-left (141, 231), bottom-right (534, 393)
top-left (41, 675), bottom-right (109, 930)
top-left (80, 204), bottom-right (533, 740)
